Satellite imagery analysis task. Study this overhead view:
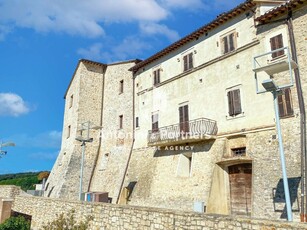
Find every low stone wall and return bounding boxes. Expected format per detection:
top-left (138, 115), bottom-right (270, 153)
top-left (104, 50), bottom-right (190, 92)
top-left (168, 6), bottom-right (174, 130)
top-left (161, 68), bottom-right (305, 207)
top-left (12, 195), bottom-right (307, 230)
top-left (0, 185), bottom-right (28, 199)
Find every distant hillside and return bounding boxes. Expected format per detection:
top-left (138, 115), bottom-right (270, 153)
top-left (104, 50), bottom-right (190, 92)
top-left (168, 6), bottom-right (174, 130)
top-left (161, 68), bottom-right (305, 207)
top-left (0, 171), bottom-right (49, 191)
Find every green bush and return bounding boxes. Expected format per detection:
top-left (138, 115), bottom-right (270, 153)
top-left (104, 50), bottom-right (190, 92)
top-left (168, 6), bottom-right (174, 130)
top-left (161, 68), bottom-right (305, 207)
top-left (0, 216), bottom-right (30, 230)
top-left (42, 209), bottom-right (93, 230)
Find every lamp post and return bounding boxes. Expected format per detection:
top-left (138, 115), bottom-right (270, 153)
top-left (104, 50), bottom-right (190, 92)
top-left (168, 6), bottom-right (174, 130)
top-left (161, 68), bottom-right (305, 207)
top-left (75, 121), bottom-right (101, 201)
top-left (262, 79), bottom-right (293, 221)
top-left (0, 141), bottom-right (15, 158)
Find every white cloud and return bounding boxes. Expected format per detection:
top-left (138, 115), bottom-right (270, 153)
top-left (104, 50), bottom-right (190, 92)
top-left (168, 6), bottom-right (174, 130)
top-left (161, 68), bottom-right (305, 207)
top-left (0, 93), bottom-right (30, 117)
top-left (0, 0), bottom-right (168, 38)
top-left (78, 37), bottom-right (151, 62)
top-left (160, 0), bottom-right (205, 9)
top-left (140, 22), bottom-right (180, 42)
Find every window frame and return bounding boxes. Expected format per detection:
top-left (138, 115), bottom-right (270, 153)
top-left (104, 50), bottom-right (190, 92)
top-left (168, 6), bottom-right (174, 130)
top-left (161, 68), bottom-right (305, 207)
top-left (119, 80), bottom-right (124, 94)
top-left (270, 33), bottom-right (284, 59)
top-left (278, 88), bottom-right (294, 118)
top-left (226, 86), bottom-right (244, 119)
top-left (153, 69), bottom-right (161, 86)
top-left (151, 112), bottom-right (159, 133)
top-left (220, 30), bottom-right (237, 54)
top-left (183, 52), bottom-right (193, 72)
top-left (119, 115), bottom-right (123, 129)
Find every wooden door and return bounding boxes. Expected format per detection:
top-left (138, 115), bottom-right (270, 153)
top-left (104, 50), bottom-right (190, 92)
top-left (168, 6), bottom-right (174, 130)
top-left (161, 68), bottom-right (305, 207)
top-left (228, 163), bottom-right (252, 216)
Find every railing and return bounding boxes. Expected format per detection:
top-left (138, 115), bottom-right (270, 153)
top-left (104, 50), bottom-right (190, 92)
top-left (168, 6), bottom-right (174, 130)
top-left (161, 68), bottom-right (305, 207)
top-left (148, 118), bottom-right (218, 145)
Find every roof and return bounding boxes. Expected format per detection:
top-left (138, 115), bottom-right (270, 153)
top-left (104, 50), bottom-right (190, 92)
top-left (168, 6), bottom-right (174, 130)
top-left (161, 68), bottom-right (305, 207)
top-left (64, 59), bottom-right (141, 99)
top-left (129, 0), bottom-right (256, 73)
top-left (255, 0), bottom-right (307, 23)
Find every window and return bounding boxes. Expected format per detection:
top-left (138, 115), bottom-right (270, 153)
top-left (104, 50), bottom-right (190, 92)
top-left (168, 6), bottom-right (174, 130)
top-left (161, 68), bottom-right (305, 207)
top-left (227, 89), bottom-right (242, 116)
top-left (221, 32), bottom-right (236, 54)
top-left (232, 147), bottom-right (246, 157)
top-left (183, 52), bottom-right (193, 71)
top-left (119, 115), bottom-right (123, 129)
top-left (119, 80), bottom-right (124, 94)
top-left (153, 69), bottom-right (160, 86)
top-left (177, 153), bottom-right (192, 177)
top-left (270, 34), bottom-right (284, 58)
top-left (179, 104), bottom-right (189, 134)
top-left (136, 117), bottom-right (139, 128)
top-left (67, 125), bottom-right (71, 138)
top-left (151, 113), bottom-right (159, 132)
top-left (278, 88), bottom-right (293, 118)
top-left (69, 94), bottom-right (73, 108)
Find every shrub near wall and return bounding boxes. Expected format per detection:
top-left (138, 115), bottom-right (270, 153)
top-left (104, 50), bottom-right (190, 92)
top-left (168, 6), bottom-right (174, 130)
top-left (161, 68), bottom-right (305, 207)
top-left (12, 195), bottom-right (307, 230)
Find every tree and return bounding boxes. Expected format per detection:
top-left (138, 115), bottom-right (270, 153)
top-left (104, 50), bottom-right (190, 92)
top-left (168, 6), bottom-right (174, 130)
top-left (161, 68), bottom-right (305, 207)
top-left (37, 171), bottom-right (50, 181)
top-left (0, 216), bottom-right (30, 230)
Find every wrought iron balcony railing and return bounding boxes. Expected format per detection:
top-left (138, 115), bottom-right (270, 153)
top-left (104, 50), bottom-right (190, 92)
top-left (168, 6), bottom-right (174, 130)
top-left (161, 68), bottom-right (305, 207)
top-left (148, 118), bottom-right (218, 146)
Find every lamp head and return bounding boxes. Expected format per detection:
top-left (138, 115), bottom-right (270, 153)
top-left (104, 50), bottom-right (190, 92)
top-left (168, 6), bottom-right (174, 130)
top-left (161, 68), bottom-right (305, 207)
top-left (262, 79), bottom-right (279, 92)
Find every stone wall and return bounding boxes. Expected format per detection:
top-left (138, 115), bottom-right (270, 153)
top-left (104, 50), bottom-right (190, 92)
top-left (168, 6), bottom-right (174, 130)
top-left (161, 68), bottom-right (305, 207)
top-left (0, 185), bottom-right (28, 198)
top-left (12, 195), bottom-right (307, 230)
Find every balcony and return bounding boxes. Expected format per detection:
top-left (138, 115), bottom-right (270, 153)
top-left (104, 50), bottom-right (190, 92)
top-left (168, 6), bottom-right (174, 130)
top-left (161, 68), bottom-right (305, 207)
top-left (148, 118), bottom-right (218, 147)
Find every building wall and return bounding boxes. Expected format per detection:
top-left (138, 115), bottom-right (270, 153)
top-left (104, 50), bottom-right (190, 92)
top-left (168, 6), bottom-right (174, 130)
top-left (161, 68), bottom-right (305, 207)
top-left (123, 3), bottom-right (304, 221)
top-left (12, 195), bottom-right (307, 230)
top-left (45, 61), bottom-right (105, 200)
top-left (89, 61), bottom-right (136, 203)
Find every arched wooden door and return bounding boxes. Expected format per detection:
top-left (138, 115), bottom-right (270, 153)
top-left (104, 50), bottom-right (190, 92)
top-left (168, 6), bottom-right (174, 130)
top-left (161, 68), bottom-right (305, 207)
top-left (228, 163), bottom-right (252, 216)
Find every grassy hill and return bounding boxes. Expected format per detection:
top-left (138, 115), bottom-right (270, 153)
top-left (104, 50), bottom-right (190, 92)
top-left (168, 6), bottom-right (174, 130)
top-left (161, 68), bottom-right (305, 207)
top-left (0, 171), bottom-right (49, 191)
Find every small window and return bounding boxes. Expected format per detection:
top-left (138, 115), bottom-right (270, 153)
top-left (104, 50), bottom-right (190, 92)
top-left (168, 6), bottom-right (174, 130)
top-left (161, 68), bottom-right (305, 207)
top-left (278, 88), bottom-right (293, 118)
top-left (69, 95), bottom-right (73, 108)
top-left (221, 32), bottom-right (236, 54)
top-left (153, 69), bottom-right (161, 86)
top-left (227, 89), bottom-right (242, 116)
top-left (270, 34), bottom-right (284, 58)
top-left (67, 125), bottom-right (71, 138)
top-left (135, 117), bottom-right (139, 128)
top-left (119, 80), bottom-right (124, 94)
top-left (119, 115), bottom-right (123, 129)
top-left (232, 147), bottom-right (246, 157)
top-left (183, 52), bottom-right (193, 72)
top-left (151, 113), bottom-right (159, 132)
top-left (179, 104), bottom-right (189, 134)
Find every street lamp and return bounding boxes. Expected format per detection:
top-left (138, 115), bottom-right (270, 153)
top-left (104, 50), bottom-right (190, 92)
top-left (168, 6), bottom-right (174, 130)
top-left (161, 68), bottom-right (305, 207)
top-left (262, 79), bottom-right (293, 221)
top-left (0, 141), bottom-right (15, 158)
top-left (75, 121), bottom-right (101, 201)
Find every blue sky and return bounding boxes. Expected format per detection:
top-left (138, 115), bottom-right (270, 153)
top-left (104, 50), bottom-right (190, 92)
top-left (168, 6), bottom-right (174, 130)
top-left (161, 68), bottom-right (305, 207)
top-left (0, 0), bottom-right (242, 174)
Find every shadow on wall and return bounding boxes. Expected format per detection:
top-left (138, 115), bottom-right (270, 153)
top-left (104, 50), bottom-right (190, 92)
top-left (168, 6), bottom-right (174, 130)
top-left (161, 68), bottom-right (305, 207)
top-left (272, 177), bottom-right (301, 219)
top-left (153, 140), bottom-right (215, 157)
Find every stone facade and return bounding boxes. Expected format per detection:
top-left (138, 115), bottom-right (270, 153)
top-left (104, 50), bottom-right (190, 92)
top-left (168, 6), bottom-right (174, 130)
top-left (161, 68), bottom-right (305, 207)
top-left (122, 0), bottom-right (307, 221)
top-left (11, 195), bottom-right (307, 230)
top-left (44, 0), bottom-right (307, 224)
top-left (45, 59), bottom-right (138, 202)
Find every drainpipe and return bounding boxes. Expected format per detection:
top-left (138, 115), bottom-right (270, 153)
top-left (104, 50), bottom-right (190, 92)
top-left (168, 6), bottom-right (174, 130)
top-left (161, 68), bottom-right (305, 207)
top-left (286, 11), bottom-right (307, 222)
top-left (87, 64), bottom-right (107, 191)
top-left (116, 70), bottom-right (136, 204)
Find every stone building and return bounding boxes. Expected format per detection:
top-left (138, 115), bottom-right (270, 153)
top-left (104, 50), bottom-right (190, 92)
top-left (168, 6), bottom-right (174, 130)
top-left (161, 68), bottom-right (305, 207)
top-left (45, 59), bottom-right (139, 200)
top-left (46, 0), bottom-right (307, 222)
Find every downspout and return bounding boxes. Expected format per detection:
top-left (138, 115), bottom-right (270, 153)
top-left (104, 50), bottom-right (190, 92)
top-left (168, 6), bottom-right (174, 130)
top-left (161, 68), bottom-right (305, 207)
top-left (286, 10), bottom-right (307, 222)
top-left (116, 70), bottom-right (136, 204)
top-left (87, 64), bottom-right (106, 191)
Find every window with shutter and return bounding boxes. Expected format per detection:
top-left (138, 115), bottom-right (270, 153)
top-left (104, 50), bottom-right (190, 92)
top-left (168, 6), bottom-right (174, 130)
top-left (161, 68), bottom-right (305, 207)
top-left (153, 69), bottom-right (160, 86)
top-left (183, 52), bottom-right (193, 72)
top-left (227, 89), bottom-right (242, 116)
top-left (152, 113), bottom-right (159, 132)
top-left (270, 34), bottom-right (284, 58)
top-left (277, 88), bottom-right (293, 118)
top-left (179, 104), bottom-right (189, 134)
top-left (221, 32), bottom-right (236, 54)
